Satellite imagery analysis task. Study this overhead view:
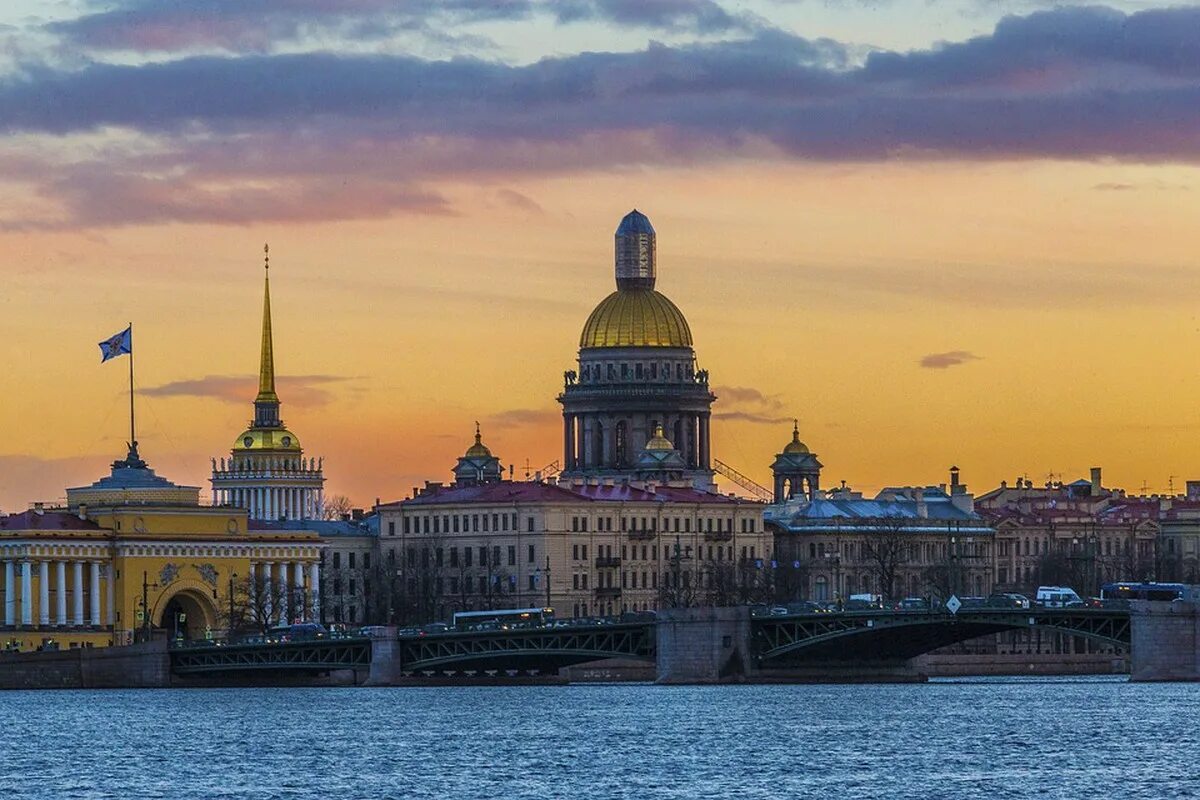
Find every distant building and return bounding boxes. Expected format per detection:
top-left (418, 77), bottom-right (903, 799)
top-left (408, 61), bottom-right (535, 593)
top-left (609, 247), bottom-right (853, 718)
top-left (976, 467), bottom-right (1158, 597)
top-left (210, 247), bottom-right (326, 521)
top-left (376, 428), bottom-right (769, 623)
top-left (765, 433), bottom-right (993, 602)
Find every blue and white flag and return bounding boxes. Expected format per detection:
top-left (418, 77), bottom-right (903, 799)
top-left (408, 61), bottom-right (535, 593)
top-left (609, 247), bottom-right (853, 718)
top-left (99, 326), bottom-right (132, 362)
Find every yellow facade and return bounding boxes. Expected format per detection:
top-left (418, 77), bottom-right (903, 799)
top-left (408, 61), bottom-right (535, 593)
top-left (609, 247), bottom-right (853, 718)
top-left (2, 457), bottom-right (321, 652)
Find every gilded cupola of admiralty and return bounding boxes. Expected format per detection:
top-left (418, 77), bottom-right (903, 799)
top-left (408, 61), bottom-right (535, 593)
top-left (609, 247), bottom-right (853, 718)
top-left (558, 210), bottom-right (716, 490)
top-left (210, 245), bottom-right (326, 521)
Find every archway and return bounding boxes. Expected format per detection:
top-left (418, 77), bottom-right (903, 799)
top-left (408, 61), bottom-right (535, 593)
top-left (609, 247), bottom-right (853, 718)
top-left (156, 588), bottom-right (219, 642)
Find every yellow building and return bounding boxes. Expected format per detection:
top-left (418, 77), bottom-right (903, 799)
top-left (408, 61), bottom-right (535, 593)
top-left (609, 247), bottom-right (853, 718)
top-left (0, 444), bottom-right (321, 652)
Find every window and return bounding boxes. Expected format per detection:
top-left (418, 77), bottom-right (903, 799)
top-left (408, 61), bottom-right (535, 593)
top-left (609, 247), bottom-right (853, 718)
top-left (348, 578), bottom-right (356, 595)
top-left (528, 544), bottom-right (535, 563)
top-left (333, 579), bottom-right (342, 594)
top-left (403, 518), bottom-right (411, 535)
top-left (483, 514), bottom-right (489, 532)
top-left (573, 544), bottom-right (579, 560)
top-left (573, 574), bottom-right (580, 590)
top-left (582, 574), bottom-right (589, 589)
top-left (479, 547), bottom-right (487, 566)
top-left (450, 577), bottom-right (459, 593)
top-left (582, 517), bottom-right (589, 532)
top-left (407, 547), bottom-right (416, 567)
top-left (508, 546), bottom-right (516, 566)
top-left (512, 513), bottom-right (518, 529)
top-left (493, 546), bottom-right (500, 566)
top-left (433, 516), bottom-right (440, 534)
top-left (333, 552), bottom-right (342, 568)
top-left (493, 514), bottom-right (500, 531)
top-left (464, 548), bottom-right (473, 567)
top-left (422, 516), bottom-right (429, 534)
top-left (527, 517), bottom-right (535, 532)
top-left (528, 575), bottom-right (536, 590)
top-left (364, 554), bottom-right (370, 570)
top-left (472, 515), bottom-right (479, 532)
top-left (436, 548), bottom-right (444, 566)
top-left (450, 547), bottom-right (459, 567)
top-left (388, 521), bottom-right (395, 536)
top-left (453, 516), bottom-right (460, 533)
top-left (349, 552), bottom-right (356, 569)
top-left (582, 545), bottom-right (588, 560)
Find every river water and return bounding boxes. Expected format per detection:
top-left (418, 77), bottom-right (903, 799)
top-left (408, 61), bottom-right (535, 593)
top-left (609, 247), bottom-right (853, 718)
top-left (0, 677), bottom-right (1192, 799)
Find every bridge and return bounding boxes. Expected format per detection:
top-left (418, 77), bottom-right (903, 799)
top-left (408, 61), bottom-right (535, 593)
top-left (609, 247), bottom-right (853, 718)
top-left (161, 606), bottom-right (1132, 683)
top-left (753, 608), bottom-right (1130, 665)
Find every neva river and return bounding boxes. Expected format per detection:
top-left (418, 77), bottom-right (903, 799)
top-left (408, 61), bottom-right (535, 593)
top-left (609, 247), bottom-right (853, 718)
top-left (0, 678), bottom-right (1191, 799)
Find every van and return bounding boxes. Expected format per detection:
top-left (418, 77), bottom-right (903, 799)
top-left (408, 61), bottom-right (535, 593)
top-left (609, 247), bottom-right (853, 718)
top-left (1036, 586), bottom-right (1083, 608)
top-left (848, 593), bottom-right (883, 608)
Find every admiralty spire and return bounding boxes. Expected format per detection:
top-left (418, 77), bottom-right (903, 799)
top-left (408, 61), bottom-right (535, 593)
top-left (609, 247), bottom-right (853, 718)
top-left (211, 245), bottom-right (326, 520)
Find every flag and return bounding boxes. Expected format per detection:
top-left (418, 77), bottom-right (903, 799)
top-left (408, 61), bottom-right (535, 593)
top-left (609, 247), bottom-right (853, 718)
top-left (99, 326), bottom-right (132, 362)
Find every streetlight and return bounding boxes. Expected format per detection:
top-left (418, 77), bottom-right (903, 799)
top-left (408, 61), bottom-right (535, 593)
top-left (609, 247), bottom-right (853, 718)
top-left (228, 571), bottom-right (238, 639)
top-left (140, 571), bottom-right (159, 643)
top-left (824, 551), bottom-right (841, 609)
top-left (535, 556), bottom-right (552, 608)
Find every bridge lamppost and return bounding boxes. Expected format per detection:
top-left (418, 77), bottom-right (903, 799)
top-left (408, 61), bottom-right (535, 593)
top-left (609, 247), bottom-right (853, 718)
top-left (535, 556), bottom-right (552, 608)
top-left (227, 571), bottom-right (238, 638)
top-left (823, 551), bottom-right (841, 608)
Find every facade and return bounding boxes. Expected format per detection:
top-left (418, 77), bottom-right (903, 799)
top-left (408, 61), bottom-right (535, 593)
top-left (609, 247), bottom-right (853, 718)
top-left (559, 210), bottom-right (716, 490)
top-left (211, 246), bottom-right (325, 520)
top-left (1157, 482), bottom-right (1200, 583)
top-left (977, 468), bottom-right (1159, 598)
top-left (375, 429), bottom-right (770, 623)
top-left (1, 444), bottom-right (320, 652)
top-left (765, 430), bottom-right (993, 602)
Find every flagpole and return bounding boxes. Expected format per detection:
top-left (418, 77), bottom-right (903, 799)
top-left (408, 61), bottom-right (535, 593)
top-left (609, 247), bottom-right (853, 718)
top-left (128, 322), bottom-right (135, 447)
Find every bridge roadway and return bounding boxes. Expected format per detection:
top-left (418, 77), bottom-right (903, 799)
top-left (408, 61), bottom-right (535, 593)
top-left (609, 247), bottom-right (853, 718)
top-left (168, 607), bottom-right (1131, 680)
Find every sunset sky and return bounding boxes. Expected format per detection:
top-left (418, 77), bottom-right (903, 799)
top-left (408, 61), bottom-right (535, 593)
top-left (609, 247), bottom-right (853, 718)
top-left (2, 0), bottom-right (1200, 511)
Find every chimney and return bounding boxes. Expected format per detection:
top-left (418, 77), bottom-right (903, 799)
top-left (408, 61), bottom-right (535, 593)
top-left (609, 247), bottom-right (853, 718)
top-left (33, 502), bottom-right (44, 516)
top-left (915, 493), bottom-right (928, 518)
top-left (77, 503), bottom-right (88, 521)
top-left (1090, 467), bottom-right (1102, 494)
top-left (1187, 481), bottom-right (1200, 501)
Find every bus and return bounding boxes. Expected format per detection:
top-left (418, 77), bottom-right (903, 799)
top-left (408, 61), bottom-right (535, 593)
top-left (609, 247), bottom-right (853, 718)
top-left (452, 608), bottom-right (555, 630)
top-left (1099, 582), bottom-right (1186, 602)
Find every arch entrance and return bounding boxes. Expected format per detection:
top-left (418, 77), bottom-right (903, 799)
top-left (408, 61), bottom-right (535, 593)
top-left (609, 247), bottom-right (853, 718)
top-left (156, 588), bottom-right (219, 641)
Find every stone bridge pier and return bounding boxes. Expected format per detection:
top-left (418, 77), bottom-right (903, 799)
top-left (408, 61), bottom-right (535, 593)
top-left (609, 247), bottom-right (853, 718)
top-left (656, 606), bottom-right (754, 684)
top-left (1130, 600), bottom-right (1200, 682)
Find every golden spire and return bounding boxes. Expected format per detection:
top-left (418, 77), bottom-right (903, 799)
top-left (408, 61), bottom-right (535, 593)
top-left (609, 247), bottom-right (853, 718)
top-left (256, 243), bottom-right (278, 404)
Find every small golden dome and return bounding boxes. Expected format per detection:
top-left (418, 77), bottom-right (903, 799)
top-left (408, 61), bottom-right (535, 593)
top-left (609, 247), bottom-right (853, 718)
top-left (465, 423), bottom-right (492, 458)
top-left (645, 423), bottom-right (675, 451)
top-left (783, 420), bottom-right (808, 454)
top-left (234, 428), bottom-right (301, 451)
top-left (580, 289), bottom-right (693, 349)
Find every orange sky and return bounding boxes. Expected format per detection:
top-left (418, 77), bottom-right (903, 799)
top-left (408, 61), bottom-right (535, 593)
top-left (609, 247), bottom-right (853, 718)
top-left (3, 158), bottom-right (1199, 511)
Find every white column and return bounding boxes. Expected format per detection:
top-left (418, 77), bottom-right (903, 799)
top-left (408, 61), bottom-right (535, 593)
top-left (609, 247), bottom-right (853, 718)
top-left (55, 561), bottom-right (66, 626)
top-left (4, 561), bottom-right (14, 626)
top-left (73, 561), bottom-right (84, 625)
top-left (105, 565), bottom-right (114, 626)
top-left (277, 562), bottom-right (289, 625)
top-left (309, 562), bottom-right (320, 622)
top-left (89, 561), bottom-right (101, 626)
top-left (293, 562), bottom-right (306, 620)
top-left (38, 561), bottom-right (49, 626)
top-left (261, 561), bottom-right (273, 626)
top-left (20, 561), bottom-right (32, 626)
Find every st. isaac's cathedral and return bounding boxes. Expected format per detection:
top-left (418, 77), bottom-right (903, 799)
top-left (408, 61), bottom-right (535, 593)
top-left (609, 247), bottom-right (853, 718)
top-left (558, 210), bottom-right (717, 490)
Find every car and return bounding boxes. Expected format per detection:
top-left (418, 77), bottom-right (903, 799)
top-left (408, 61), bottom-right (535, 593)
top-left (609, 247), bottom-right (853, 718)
top-left (786, 601), bottom-right (825, 615)
top-left (266, 622), bottom-right (327, 643)
top-left (984, 593), bottom-right (1029, 609)
top-left (896, 597), bottom-right (930, 612)
top-left (958, 596), bottom-right (988, 609)
top-left (422, 622), bottom-right (449, 634)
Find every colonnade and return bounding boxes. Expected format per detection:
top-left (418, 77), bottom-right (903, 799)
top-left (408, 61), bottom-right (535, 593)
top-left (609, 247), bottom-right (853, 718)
top-left (1, 558), bottom-right (110, 628)
top-left (212, 486), bottom-right (324, 521)
top-left (563, 412), bottom-right (711, 471)
top-left (248, 561), bottom-right (321, 626)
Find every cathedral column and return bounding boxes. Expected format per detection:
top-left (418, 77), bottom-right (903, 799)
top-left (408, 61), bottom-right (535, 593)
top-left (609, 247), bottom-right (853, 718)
top-left (89, 561), bottom-right (101, 626)
top-left (105, 565), bottom-right (114, 626)
top-left (20, 561), bottom-right (32, 626)
top-left (309, 562), bottom-right (320, 623)
top-left (575, 415), bottom-right (586, 470)
top-left (38, 561), bottom-right (49, 626)
top-left (293, 562), bottom-right (306, 619)
top-left (277, 563), bottom-right (289, 625)
top-left (55, 561), bottom-right (66, 626)
top-left (260, 562), bottom-right (273, 626)
top-left (700, 413), bottom-right (711, 469)
top-left (4, 560), bottom-right (14, 626)
top-left (73, 561), bottom-right (84, 625)
top-left (563, 415), bottom-right (573, 470)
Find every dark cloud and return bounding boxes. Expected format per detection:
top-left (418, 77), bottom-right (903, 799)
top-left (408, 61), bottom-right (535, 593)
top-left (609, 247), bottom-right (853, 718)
top-left (139, 374), bottom-right (348, 405)
top-left (49, 0), bottom-right (531, 54)
top-left (712, 385), bottom-right (783, 410)
top-left (711, 385), bottom-right (790, 425)
top-left (918, 351), bottom-right (982, 369)
top-left (5, 6), bottom-right (1200, 228)
top-left (553, 0), bottom-right (760, 33)
top-left (495, 189), bottom-right (545, 215)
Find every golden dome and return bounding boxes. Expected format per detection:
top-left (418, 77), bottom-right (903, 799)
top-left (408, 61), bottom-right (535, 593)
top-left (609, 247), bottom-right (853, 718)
top-left (580, 290), bottom-right (693, 349)
top-left (234, 428), bottom-right (301, 451)
top-left (465, 423), bottom-right (492, 458)
top-left (645, 423), bottom-right (675, 451)
top-left (783, 420), bottom-right (809, 454)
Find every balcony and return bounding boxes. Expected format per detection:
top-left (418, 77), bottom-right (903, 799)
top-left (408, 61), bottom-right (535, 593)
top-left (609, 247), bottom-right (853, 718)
top-left (627, 529), bottom-right (656, 541)
top-left (703, 531), bottom-right (733, 542)
top-left (595, 556), bottom-right (622, 568)
top-left (594, 586), bottom-right (622, 598)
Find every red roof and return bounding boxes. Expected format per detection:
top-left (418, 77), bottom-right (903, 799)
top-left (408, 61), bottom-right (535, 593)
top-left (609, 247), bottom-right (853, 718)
top-left (0, 511), bottom-right (102, 531)
top-left (396, 481), bottom-right (753, 507)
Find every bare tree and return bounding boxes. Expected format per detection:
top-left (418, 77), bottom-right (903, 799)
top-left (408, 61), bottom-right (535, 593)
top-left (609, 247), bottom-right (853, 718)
top-left (321, 494), bottom-right (354, 521)
top-left (862, 515), bottom-right (909, 603)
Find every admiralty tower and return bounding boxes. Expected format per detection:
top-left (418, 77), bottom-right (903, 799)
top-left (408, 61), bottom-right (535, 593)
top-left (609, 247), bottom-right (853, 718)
top-left (210, 246), bottom-right (326, 520)
top-left (558, 210), bottom-right (716, 490)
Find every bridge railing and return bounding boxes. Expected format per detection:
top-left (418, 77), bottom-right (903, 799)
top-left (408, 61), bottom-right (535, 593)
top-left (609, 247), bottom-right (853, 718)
top-left (169, 631), bottom-right (369, 650)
